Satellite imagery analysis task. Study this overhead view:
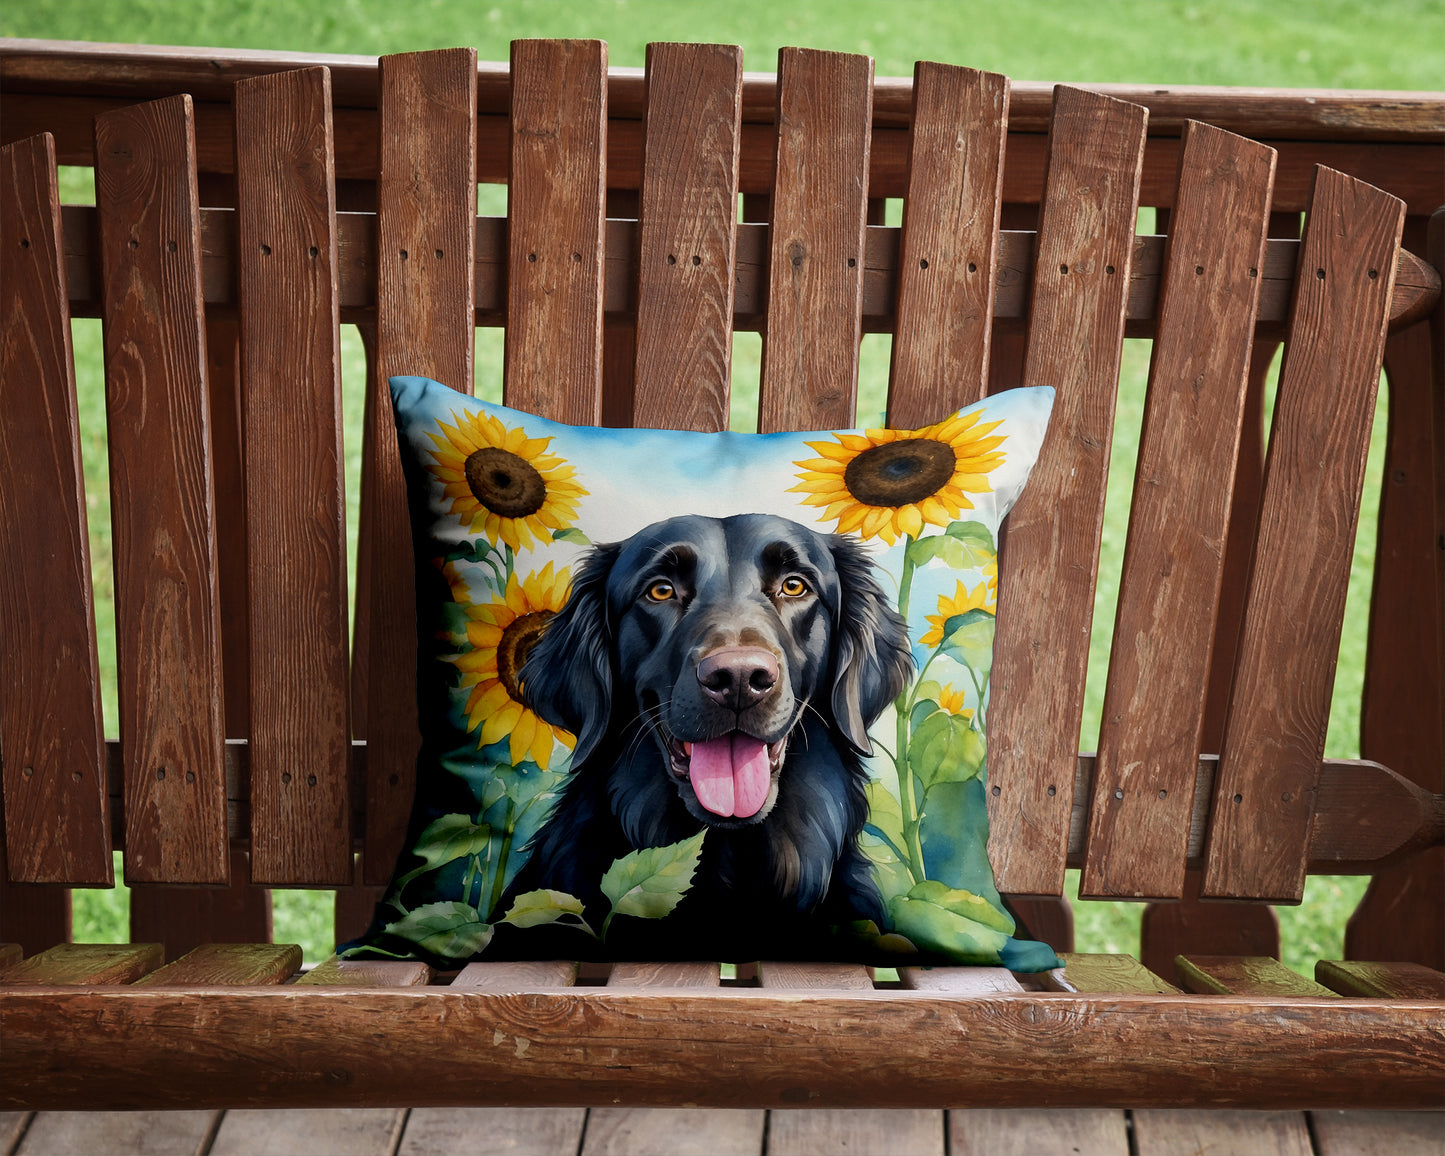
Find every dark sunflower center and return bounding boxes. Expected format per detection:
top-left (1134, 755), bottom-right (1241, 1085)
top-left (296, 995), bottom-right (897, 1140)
top-left (843, 438), bottom-right (956, 507)
top-left (497, 611), bottom-right (554, 698)
top-left (464, 447), bottom-right (547, 519)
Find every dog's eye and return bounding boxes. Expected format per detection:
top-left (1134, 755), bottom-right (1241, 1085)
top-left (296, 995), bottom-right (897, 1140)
top-left (645, 580), bottom-right (675, 602)
top-left (778, 576), bottom-right (810, 598)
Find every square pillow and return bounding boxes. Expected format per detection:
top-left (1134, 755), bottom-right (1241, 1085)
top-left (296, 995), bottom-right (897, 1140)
top-left (344, 376), bottom-right (1061, 972)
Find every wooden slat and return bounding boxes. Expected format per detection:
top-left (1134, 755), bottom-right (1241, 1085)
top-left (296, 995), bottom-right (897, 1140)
top-left (899, 967), bottom-right (1024, 993)
top-left (631, 42), bottom-right (742, 432)
top-left (0, 876), bottom-right (70, 956)
top-left (233, 66), bottom-right (352, 885)
top-left (298, 954), bottom-right (432, 987)
top-left (1, 1113), bottom-right (31, 1153)
top-left (1311, 1110), bottom-right (1445, 1156)
top-left (769, 1110), bottom-right (944, 1156)
top-left (1175, 955), bottom-right (1336, 997)
top-left (14, 1110), bottom-right (220, 1156)
top-left (1132, 1110), bottom-right (1312, 1156)
top-left (128, 846), bottom-right (272, 961)
top-left (758, 48), bottom-right (874, 433)
top-left (0, 942), bottom-right (162, 985)
top-left (93, 94), bottom-right (229, 885)
top-left (361, 48), bottom-right (477, 886)
top-left (209, 1109), bottom-right (404, 1156)
top-left (1083, 123), bottom-right (1276, 900)
top-left (888, 63), bottom-right (1009, 425)
top-left (1051, 952), bottom-right (1180, 994)
top-left (131, 941), bottom-right (300, 986)
top-left (451, 960), bottom-right (579, 988)
top-left (1204, 167), bottom-right (1407, 902)
top-left (0, 132), bottom-right (110, 885)
top-left (0, 944), bottom-right (20, 967)
top-left (582, 1108), bottom-right (763, 1156)
top-left (986, 87), bottom-right (1148, 896)
top-left (400, 1108), bottom-right (587, 1156)
top-left (1316, 959), bottom-right (1445, 999)
top-left (1139, 870), bottom-right (1279, 981)
top-left (756, 962), bottom-right (872, 990)
top-left (505, 39), bottom-right (606, 424)
top-left (608, 962), bottom-right (719, 988)
top-left (950, 1109), bottom-right (1128, 1156)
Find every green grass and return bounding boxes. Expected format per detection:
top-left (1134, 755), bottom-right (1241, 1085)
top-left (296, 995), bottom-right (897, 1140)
top-left (24, 0), bottom-right (1437, 969)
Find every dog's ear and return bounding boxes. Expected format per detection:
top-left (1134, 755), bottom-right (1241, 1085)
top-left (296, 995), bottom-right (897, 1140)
top-left (517, 543), bottom-right (619, 766)
top-left (827, 535), bottom-right (915, 754)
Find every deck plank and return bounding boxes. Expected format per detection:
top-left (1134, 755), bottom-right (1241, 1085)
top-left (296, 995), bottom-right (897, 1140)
top-left (1132, 1110), bottom-right (1313, 1156)
top-left (769, 1109), bottom-right (944, 1156)
top-left (399, 1108), bottom-right (586, 1156)
top-left (950, 1109), bottom-right (1128, 1155)
top-left (15, 1111), bottom-right (218, 1156)
top-left (1316, 960), bottom-right (1445, 999)
top-left (208, 1109), bottom-right (404, 1156)
top-left (582, 1109), bottom-right (763, 1156)
top-left (0, 942), bottom-right (163, 985)
top-left (1310, 1110), bottom-right (1445, 1156)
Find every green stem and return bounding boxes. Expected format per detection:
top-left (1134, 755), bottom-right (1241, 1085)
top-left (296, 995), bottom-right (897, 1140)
top-left (486, 797), bottom-right (517, 919)
top-left (893, 536), bottom-right (926, 882)
top-left (461, 853), bottom-right (480, 910)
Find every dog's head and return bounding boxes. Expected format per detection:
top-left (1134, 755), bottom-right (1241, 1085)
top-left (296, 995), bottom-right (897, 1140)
top-left (518, 513), bottom-right (913, 827)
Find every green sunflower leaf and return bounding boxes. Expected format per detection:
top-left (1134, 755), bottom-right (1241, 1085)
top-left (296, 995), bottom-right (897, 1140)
top-left (887, 880), bottom-right (1014, 960)
top-left (500, 889), bottom-right (596, 936)
top-left (937, 607), bottom-right (996, 674)
top-left (391, 814), bottom-right (492, 893)
top-left (382, 901), bottom-right (494, 959)
top-left (905, 521), bottom-right (996, 570)
top-left (600, 830), bottom-right (706, 932)
top-left (552, 527), bottom-right (592, 546)
top-left (908, 709), bottom-right (986, 791)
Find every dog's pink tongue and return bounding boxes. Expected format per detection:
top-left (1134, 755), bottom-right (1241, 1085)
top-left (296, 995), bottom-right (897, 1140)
top-left (689, 734), bottom-right (771, 818)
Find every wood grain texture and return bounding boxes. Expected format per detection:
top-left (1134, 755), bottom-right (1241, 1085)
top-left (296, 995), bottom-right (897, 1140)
top-left (608, 962), bottom-right (719, 988)
top-left (888, 64), bottom-right (1009, 426)
top-left (401, 1108), bottom-right (587, 1156)
top-left (0, 944), bottom-right (20, 967)
top-left (233, 67), bottom-right (352, 885)
top-left (1316, 959), bottom-right (1445, 999)
top-left (951, 1109), bottom-right (1128, 1156)
top-left (583, 1108), bottom-right (763, 1156)
top-left (1083, 123), bottom-right (1275, 900)
top-left (361, 49), bottom-right (477, 886)
top-left (1311, 1110), bottom-right (1445, 1156)
top-left (770, 1110), bottom-right (943, 1156)
top-left (3, 988), bottom-right (1442, 1110)
top-left (0, 942), bottom-right (162, 985)
top-left (128, 847), bottom-right (272, 961)
top-left (758, 48), bottom-right (874, 433)
top-left (1204, 167), bottom-right (1407, 902)
top-left (93, 95), bottom-right (228, 885)
top-left (505, 39), bottom-right (606, 424)
top-left (208, 1109), bottom-right (404, 1156)
top-left (1139, 869), bottom-right (1279, 980)
top-left (131, 942), bottom-right (301, 986)
top-left (297, 955), bottom-right (432, 987)
top-left (1175, 955), bottom-right (1336, 997)
top-left (452, 960), bottom-right (579, 988)
top-left (0, 132), bottom-right (110, 885)
top-left (631, 42), bottom-right (742, 432)
top-left (756, 962), bottom-right (872, 990)
top-left (987, 87), bottom-right (1148, 896)
top-left (898, 967), bottom-right (1024, 993)
top-left (1132, 1110), bottom-right (1312, 1156)
top-left (14, 1110), bottom-right (219, 1156)
top-left (1055, 953), bottom-right (1181, 994)
top-left (1, 1113), bottom-right (31, 1154)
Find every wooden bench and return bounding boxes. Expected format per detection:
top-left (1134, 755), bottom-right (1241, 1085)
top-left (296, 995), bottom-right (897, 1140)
top-left (1, 38), bottom-right (1443, 1116)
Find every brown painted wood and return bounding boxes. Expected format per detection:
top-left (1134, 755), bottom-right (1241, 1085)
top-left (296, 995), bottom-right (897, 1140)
top-left (951, 1109), bottom-right (1128, 1156)
top-left (3, 987), bottom-right (1443, 1109)
top-left (93, 95), bottom-right (229, 886)
top-left (131, 942), bottom-right (301, 986)
top-left (452, 961), bottom-right (579, 988)
top-left (400, 1108), bottom-right (587, 1156)
top-left (0, 132), bottom-right (110, 885)
top-left (505, 39), bottom-right (606, 424)
top-left (631, 43), bottom-right (741, 433)
top-left (583, 1108), bottom-right (763, 1156)
top-left (899, 967), bottom-right (1024, 993)
top-left (129, 847), bottom-right (271, 961)
top-left (1083, 123), bottom-right (1275, 901)
top-left (1132, 1111), bottom-right (1312, 1156)
top-left (14, 1110), bottom-right (220, 1156)
top-left (1055, 953), bottom-right (1181, 994)
top-left (987, 87), bottom-right (1148, 897)
top-left (0, 876), bottom-right (69, 957)
top-left (1003, 894), bottom-right (1074, 952)
top-left (608, 962), bottom-right (719, 988)
top-left (888, 64), bottom-right (1009, 425)
top-left (208, 1109), bottom-right (405, 1156)
top-left (1139, 870), bottom-right (1280, 981)
top-left (757, 48), bottom-right (873, 433)
top-left (771, 1110), bottom-right (943, 1156)
top-left (1316, 959), bottom-right (1445, 999)
top-left (233, 67), bottom-right (352, 886)
top-left (0, 942), bottom-right (162, 985)
top-left (360, 49), bottom-right (477, 886)
top-left (1311, 1110), bottom-right (1445, 1156)
top-left (756, 962), bottom-right (872, 990)
top-left (1175, 955), bottom-right (1336, 997)
top-left (298, 955), bottom-right (432, 987)
top-left (1348, 852), bottom-right (1445, 970)
top-left (1205, 168), bottom-right (1407, 902)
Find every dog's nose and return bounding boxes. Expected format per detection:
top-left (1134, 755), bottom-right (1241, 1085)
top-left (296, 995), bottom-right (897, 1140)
top-left (697, 647), bottom-right (778, 711)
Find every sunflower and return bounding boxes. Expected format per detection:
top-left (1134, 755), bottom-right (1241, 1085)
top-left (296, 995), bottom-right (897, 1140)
top-left (920, 578), bottom-right (995, 647)
top-left (790, 411), bottom-right (1006, 545)
top-left (428, 409), bottom-right (587, 552)
top-left (446, 562), bottom-right (575, 769)
top-left (936, 684), bottom-right (975, 721)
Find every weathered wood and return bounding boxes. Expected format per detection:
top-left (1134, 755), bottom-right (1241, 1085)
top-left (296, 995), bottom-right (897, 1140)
top-left (1083, 123), bottom-right (1275, 900)
top-left (14, 1110), bottom-right (219, 1156)
top-left (1053, 953), bottom-right (1180, 994)
top-left (93, 95), bottom-right (229, 886)
top-left (0, 132), bottom-right (111, 885)
top-left (583, 1108), bottom-right (764, 1156)
top-left (757, 962), bottom-right (872, 990)
top-left (1310, 1110), bottom-right (1445, 1156)
top-left (758, 48), bottom-right (873, 433)
top-left (1205, 167), bottom-right (1407, 903)
top-left (233, 67), bottom-right (352, 886)
top-left (1316, 960), bottom-right (1445, 999)
top-left (609, 962), bottom-right (719, 988)
top-left (208, 1109), bottom-right (405, 1156)
top-left (0, 942), bottom-right (162, 985)
top-left (0, 878), bottom-right (69, 957)
top-left (361, 49), bottom-right (477, 886)
top-left (898, 967), bottom-right (1024, 993)
top-left (1131, 1110), bottom-right (1312, 1156)
top-left (400, 1108), bottom-right (587, 1156)
top-left (297, 955), bottom-right (432, 987)
top-left (887, 64), bottom-right (1009, 425)
top-left (505, 39), bottom-right (606, 424)
top-left (1175, 955), bottom-right (1336, 997)
top-left (770, 1110), bottom-right (943, 1156)
top-left (132, 942), bottom-right (301, 986)
top-left (128, 847), bottom-right (272, 961)
top-left (950, 1109), bottom-right (1128, 1156)
top-left (987, 87), bottom-right (1148, 897)
top-left (631, 42), bottom-right (741, 432)
top-left (0, 1113), bottom-right (31, 1153)
top-left (1139, 869), bottom-right (1280, 982)
top-left (452, 960), bottom-right (579, 988)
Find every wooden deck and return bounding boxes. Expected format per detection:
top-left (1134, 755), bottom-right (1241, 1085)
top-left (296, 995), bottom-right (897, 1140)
top-left (3, 1107), bottom-right (1443, 1155)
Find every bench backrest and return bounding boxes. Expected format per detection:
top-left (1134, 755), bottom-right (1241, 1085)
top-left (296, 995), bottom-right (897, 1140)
top-left (1, 43), bottom-right (1439, 943)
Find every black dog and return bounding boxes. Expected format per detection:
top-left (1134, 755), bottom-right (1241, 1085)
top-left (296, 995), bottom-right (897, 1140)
top-left (506, 513), bottom-right (913, 959)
